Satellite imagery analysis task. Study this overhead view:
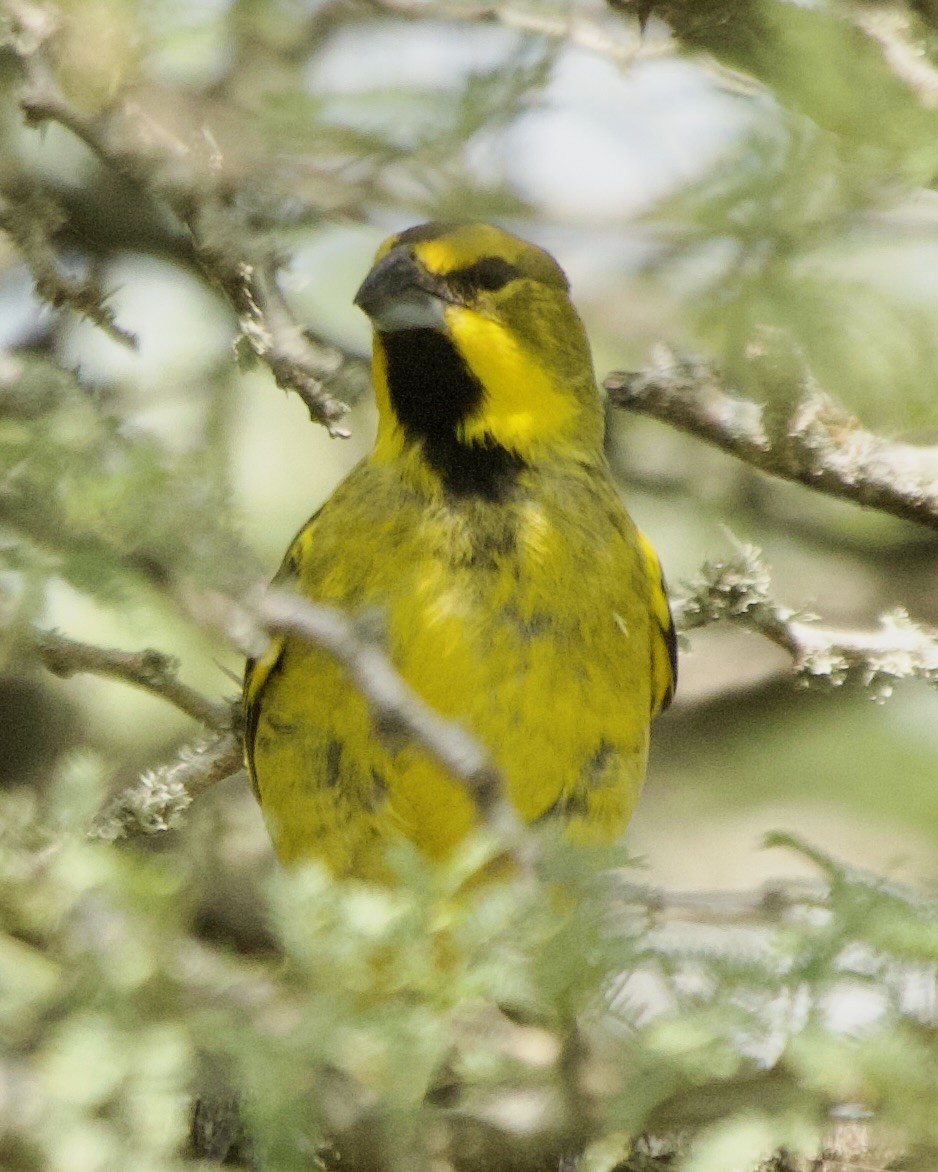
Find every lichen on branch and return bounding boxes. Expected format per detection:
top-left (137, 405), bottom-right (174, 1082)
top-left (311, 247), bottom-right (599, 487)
top-left (675, 541), bottom-right (938, 699)
top-left (89, 731), bottom-right (243, 842)
top-left (606, 346), bottom-right (938, 533)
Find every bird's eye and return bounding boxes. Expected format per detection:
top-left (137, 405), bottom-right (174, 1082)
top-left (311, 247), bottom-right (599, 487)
top-left (448, 256), bottom-right (519, 295)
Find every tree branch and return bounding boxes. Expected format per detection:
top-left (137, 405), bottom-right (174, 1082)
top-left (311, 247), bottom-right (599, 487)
top-left (0, 185), bottom-right (137, 348)
top-left (605, 347), bottom-right (938, 533)
top-left (33, 627), bottom-right (233, 730)
top-left (231, 262), bottom-right (354, 437)
top-left (674, 540), bottom-right (938, 698)
top-left (89, 730), bottom-right (243, 842)
top-left (9, 12), bottom-right (354, 434)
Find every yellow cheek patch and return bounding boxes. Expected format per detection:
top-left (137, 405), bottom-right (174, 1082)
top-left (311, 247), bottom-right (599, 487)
top-left (445, 307), bottom-right (578, 456)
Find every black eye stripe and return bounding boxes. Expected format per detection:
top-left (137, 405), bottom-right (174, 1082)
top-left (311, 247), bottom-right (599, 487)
top-left (446, 256), bottom-right (520, 295)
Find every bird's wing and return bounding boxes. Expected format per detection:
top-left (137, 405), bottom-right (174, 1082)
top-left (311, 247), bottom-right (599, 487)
top-left (242, 507), bottom-right (323, 796)
top-left (637, 531), bottom-right (677, 714)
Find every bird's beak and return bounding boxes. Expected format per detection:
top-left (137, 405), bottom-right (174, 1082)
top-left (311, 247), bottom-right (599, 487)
top-left (354, 246), bottom-right (448, 332)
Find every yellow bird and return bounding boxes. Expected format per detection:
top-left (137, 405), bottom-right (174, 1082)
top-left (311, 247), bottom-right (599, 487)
top-left (244, 223), bottom-right (676, 877)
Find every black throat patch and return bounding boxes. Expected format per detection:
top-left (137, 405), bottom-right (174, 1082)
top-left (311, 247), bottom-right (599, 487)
top-left (379, 328), bottom-right (524, 499)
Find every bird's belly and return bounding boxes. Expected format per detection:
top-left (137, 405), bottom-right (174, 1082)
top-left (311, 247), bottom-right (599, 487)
top-left (388, 580), bottom-right (652, 847)
top-left (253, 579), bottom-right (652, 873)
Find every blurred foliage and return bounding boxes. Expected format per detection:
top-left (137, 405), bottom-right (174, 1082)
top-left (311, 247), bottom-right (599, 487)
top-left (0, 352), bottom-right (257, 613)
top-left (650, 116), bottom-right (938, 424)
top-left (3, 770), bottom-right (938, 1171)
top-left (2, 0), bottom-right (938, 1168)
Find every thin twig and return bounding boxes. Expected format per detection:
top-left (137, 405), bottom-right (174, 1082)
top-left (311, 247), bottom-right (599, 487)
top-left (674, 541), bottom-right (938, 698)
top-left (33, 628), bottom-right (232, 731)
top-left (605, 348), bottom-right (938, 534)
top-left (613, 876), bottom-right (830, 926)
top-left (232, 262), bottom-right (352, 437)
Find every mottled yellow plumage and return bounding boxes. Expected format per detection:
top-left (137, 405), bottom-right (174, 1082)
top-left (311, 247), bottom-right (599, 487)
top-left (244, 222), bottom-right (676, 877)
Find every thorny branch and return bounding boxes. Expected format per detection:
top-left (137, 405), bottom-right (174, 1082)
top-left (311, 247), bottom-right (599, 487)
top-left (25, 622), bottom-right (242, 846)
top-left (613, 874), bottom-right (829, 926)
top-left (7, 9), bottom-right (354, 434)
top-left (605, 347), bottom-right (938, 534)
top-left (614, 831), bottom-right (938, 927)
top-left (363, 0), bottom-right (938, 111)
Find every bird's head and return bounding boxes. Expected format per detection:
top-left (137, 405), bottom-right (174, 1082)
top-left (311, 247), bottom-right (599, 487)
top-left (354, 222), bottom-right (604, 493)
